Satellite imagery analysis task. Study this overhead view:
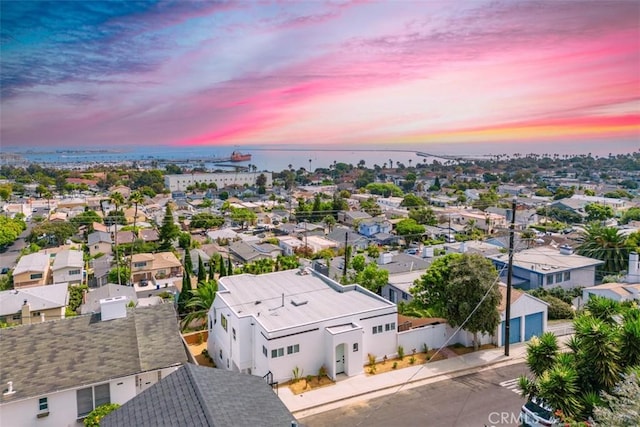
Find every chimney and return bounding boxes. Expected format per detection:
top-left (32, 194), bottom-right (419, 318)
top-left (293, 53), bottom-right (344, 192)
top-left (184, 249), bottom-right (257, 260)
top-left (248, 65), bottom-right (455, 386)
top-left (628, 252), bottom-right (640, 283)
top-left (21, 300), bottom-right (31, 326)
top-left (100, 296), bottom-right (128, 321)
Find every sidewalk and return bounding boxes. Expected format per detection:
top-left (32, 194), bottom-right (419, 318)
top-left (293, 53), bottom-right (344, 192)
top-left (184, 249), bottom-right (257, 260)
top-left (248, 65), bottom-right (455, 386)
top-left (280, 342), bottom-right (530, 418)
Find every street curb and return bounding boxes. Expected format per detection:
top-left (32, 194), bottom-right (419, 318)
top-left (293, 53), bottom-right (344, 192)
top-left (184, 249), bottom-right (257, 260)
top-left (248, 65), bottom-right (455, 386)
top-left (290, 354), bottom-right (527, 417)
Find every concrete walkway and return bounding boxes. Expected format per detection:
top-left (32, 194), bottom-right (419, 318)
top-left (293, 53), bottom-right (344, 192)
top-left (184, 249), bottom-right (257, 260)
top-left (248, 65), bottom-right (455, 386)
top-left (280, 342), bottom-right (530, 418)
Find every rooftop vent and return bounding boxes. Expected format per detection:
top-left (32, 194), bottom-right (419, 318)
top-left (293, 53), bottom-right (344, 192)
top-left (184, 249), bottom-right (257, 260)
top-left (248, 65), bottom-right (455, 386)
top-left (559, 245), bottom-right (573, 255)
top-left (291, 299), bottom-right (308, 307)
top-left (3, 381), bottom-right (15, 396)
top-left (100, 295), bottom-right (128, 321)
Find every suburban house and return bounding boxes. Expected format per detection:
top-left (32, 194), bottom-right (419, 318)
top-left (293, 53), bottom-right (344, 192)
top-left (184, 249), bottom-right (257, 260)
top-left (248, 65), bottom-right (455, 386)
top-left (228, 241), bottom-right (281, 264)
top-left (304, 235), bottom-right (339, 253)
top-left (381, 270), bottom-right (425, 304)
top-left (582, 252), bottom-right (640, 303)
top-left (139, 228), bottom-right (159, 243)
top-left (13, 253), bottom-right (52, 289)
top-left (51, 249), bottom-right (84, 285)
top-left (276, 235), bottom-right (306, 256)
top-left (129, 252), bottom-right (182, 285)
top-left (0, 303), bottom-right (188, 427)
top-left (326, 228), bottom-right (369, 251)
top-left (101, 364), bottom-right (295, 427)
top-left (208, 267), bottom-right (397, 383)
top-left (0, 283), bottom-right (69, 325)
top-left (358, 217), bottom-right (392, 237)
top-left (488, 246), bottom-right (603, 290)
top-left (87, 231), bottom-right (113, 257)
top-left (337, 210), bottom-right (372, 226)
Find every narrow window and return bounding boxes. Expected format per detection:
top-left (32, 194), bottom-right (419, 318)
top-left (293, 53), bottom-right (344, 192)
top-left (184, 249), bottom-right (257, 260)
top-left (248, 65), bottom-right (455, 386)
top-left (546, 275), bottom-right (554, 285)
top-left (353, 343), bottom-right (359, 352)
top-left (232, 328), bottom-right (236, 341)
top-left (564, 271), bottom-right (571, 281)
top-left (38, 397), bottom-right (48, 412)
top-left (263, 346), bottom-right (267, 357)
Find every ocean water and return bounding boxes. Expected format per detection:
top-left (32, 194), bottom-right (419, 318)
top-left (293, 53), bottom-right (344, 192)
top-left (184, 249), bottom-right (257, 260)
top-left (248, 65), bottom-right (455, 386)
top-left (13, 146), bottom-right (438, 173)
top-left (9, 139), bottom-right (636, 172)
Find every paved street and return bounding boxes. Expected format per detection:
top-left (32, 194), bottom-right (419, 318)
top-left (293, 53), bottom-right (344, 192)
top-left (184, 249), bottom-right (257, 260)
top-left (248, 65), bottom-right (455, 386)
top-left (299, 362), bottom-right (529, 427)
top-left (0, 223), bottom-right (32, 272)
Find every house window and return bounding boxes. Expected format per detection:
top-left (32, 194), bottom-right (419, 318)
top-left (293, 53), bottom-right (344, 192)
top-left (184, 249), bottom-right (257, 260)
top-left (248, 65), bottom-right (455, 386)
top-left (77, 384), bottom-right (110, 418)
top-left (232, 328), bottom-right (236, 341)
top-left (385, 322), bottom-right (396, 332)
top-left (133, 262), bottom-right (146, 268)
top-left (546, 275), bottom-right (554, 285)
top-left (372, 325), bottom-right (383, 334)
top-left (353, 343), bottom-right (359, 352)
top-left (556, 273), bottom-right (563, 283)
top-left (30, 273), bottom-right (43, 280)
top-left (287, 344), bottom-right (300, 355)
top-left (38, 397), bottom-right (48, 412)
top-left (271, 348), bottom-right (284, 358)
top-left (263, 346), bottom-right (268, 357)
top-left (69, 269), bottom-right (81, 276)
top-left (32, 311), bottom-right (42, 317)
top-left (402, 292), bottom-right (409, 300)
top-left (564, 271), bottom-right (571, 281)
top-left (221, 314), bottom-right (227, 331)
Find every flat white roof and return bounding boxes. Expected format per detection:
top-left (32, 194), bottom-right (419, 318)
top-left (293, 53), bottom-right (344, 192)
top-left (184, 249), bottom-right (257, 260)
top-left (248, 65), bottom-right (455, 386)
top-left (218, 269), bottom-right (395, 332)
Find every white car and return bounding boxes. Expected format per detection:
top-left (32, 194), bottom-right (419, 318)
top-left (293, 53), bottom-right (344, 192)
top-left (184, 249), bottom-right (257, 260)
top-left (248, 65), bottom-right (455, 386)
top-left (520, 399), bottom-right (560, 427)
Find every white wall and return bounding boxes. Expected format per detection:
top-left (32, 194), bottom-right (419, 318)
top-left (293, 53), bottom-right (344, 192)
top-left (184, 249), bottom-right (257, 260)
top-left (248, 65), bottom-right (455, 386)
top-left (397, 323), bottom-right (449, 353)
top-left (0, 376), bottom-right (138, 427)
top-left (53, 267), bottom-right (83, 285)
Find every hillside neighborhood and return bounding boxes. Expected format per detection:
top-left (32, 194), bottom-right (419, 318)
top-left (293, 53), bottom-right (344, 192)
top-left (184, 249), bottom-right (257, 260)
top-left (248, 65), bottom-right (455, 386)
top-left (0, 152), bottom-right (639, 426)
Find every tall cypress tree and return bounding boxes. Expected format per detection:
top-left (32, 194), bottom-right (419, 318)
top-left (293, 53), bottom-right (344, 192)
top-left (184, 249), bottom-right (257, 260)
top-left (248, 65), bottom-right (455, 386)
top-left (227, 256), bottom-right (233, 276)
top-left (208, 255), bottom-right (216, 281)
top-left (183, 248), bottom-right (193, 275)
top-left (197, 255), bottom-right (206, 284)
top-left (159, 205), bottom-right (180, 250)
top-left (178, 269), bottom-right (192, 315)
top-left (219, 255), bottom-right (227, 277)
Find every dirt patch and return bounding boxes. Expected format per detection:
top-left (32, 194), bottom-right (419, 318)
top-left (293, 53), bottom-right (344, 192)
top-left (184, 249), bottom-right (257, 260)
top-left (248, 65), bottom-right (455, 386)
top-left (448, 343), bottom-right (497, 356)
top-left (287, 376), bottom-right (335, 395)
top-left (366, 350), bottom-right (447, 375)
top-left (195, 353), bottom-right (216, 367)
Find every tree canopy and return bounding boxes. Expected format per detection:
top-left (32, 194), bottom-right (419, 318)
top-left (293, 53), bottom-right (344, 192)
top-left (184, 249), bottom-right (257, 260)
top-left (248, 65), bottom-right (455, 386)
top-left (158, 205), bottom-right (180, 250)
top-left (411, 253), bottom-right (501, 350)
top-left (395, 218), bottom-right (425, 244)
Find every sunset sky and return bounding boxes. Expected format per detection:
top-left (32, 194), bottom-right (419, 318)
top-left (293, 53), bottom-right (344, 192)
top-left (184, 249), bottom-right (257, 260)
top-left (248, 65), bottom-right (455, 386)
top-left (1, 0), bottom-right (638, 154)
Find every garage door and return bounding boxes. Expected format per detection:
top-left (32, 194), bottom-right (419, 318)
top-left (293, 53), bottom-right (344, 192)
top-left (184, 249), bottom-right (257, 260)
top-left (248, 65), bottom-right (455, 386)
top-left (501, 317), bottom-right (521, 346)
top-left (525, 312), bottom-right (543, 341)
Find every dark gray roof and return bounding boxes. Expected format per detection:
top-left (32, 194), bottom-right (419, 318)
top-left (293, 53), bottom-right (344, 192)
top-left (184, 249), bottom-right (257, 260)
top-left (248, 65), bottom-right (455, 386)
top-left (0, 304), bottom-right (187, 403)
top-left (102, 364), bottom-right (295, 427)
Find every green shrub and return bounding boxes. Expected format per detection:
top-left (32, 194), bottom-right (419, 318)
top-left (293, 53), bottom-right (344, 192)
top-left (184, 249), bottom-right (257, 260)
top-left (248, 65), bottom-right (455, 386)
top-left (409, 356), bottom-right (416, 365)
top-left (292, 366), bottom-right (303, 382)
top-left (368, 353), bottom-right (376, 366)
top-left (83, 403), bottom-right (120, 426)
top-left (540, 295), bottom-right (575, 319)
top-left (397, 345), bottom-right (404, 360)
top-left (392, 362), bottom-right (398, 369)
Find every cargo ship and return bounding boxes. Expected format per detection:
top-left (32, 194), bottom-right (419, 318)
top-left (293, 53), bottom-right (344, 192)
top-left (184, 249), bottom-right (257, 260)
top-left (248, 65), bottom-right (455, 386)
top-left (230, 151), bottom-right (251, 162)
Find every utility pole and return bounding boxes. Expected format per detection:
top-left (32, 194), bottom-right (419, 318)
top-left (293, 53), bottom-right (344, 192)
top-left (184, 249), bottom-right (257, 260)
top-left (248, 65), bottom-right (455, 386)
top-left (342, 232), bottom-right (349, 282)
top-left (505, 197), bottom-right (517, 356)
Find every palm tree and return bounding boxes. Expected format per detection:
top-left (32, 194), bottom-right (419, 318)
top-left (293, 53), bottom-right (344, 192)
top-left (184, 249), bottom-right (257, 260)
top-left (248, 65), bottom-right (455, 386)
top-left (576, 223), bottom-right (632, 278)
top-left (181, 279), bottom-right (218, 329)
top-left (127, 191), bottom-right (144, 285)
top-left (110, 191), bottom-right (125, 286)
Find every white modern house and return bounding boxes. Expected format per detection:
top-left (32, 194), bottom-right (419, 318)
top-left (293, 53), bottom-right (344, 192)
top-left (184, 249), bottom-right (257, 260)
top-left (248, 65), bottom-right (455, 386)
top-left (164, 172), bottom-right (273, 192)
top-left (51, 249), bottom-right (85, 285)
top-left (582, 252), bottom-right (640, 303)
top-left (208, 268), bottom-right (397, 383)
top-left (0, 303), bottom-right (187, 427)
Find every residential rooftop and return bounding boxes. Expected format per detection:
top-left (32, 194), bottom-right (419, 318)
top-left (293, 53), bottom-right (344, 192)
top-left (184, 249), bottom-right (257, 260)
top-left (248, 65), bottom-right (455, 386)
top-left (217, 268), bottom-right (395, 332)
top-left (0, 304), bottom-right (187, 404)
top-left (13, 253), bottom-right (50, 275)
top-left (489, 246), bottom-right (604, 272)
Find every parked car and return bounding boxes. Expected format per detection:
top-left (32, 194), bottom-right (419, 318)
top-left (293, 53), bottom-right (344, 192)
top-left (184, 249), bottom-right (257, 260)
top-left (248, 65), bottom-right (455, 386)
top-left (0, 267), bottom-right (9, 275)
top-left (520, 398), bottom-right (560, 427)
